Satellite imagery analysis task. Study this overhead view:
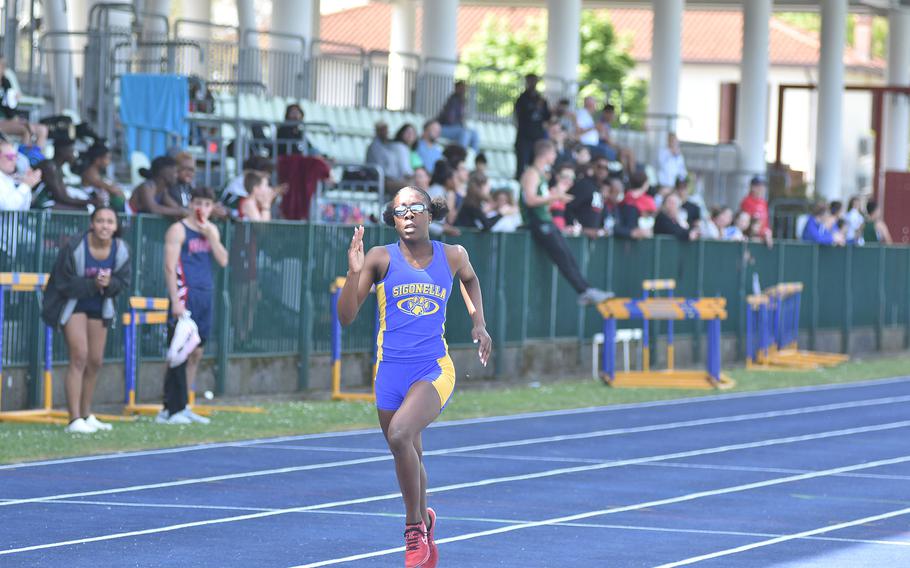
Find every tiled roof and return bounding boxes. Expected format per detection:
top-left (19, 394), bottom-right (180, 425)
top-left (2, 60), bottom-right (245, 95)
top-left (318, 3), bottom-right (885, 71)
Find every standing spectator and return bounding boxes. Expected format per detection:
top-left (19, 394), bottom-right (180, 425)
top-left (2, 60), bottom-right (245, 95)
top-left (863, 200), bottom-right (892, 244)
top-left (520, 139), bottom-right (611, 305)
top-left (802, 201), bottom-right (844, 246)
top-left (454, 171), bottom-right (500, 231)
top-left (393, 123), bottom-right (422, 171)
top-left (159, 186), bottom-right (228, 425)
top-left (79, 143), bottom-right (126, 211)
top-left (0, 139), bottom-right (40, 210)
top-left (41, 206), bottom-right (130, 433)
top-left (567, 157), bottom-right (609, 238)
top-left (702, 207), bottom-right (733, 240)
top-left (129, 156), bottom-right (185, 217)
top-left (655, 192), bottom-right (699, 241)
top-left (238, 171), bottom-right (276, 222)
top-left (276, 103), bottom-right (322, 157)
top-left (614, 171), bottom-right (655, 240)
top-left (739, 176), bottom-right (771, 238)
top-left (35, 136), bottom-right (89, 210)
top-left (170, 152), bottom-right (197, 208)
top-left (437, 80), bottom-right (480, 152)
top-left (416, 120), bottom-right (443, 175)
top-left (366, 121), bottom-right (411, 193)
top-left (657, 133), bottom-right (688, 191)
top-left (844, 196), bottom-right (865, 244)
top-left (574, 96), bottom-right (601, 151)
top-left (513, 74), bottom-right (551, 179)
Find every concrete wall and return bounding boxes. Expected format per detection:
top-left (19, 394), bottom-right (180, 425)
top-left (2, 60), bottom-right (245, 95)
top-left (1, 326), bottom-right (905, 412)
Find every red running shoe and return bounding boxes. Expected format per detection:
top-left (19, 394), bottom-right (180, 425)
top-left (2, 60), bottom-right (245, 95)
top-left (404, 522), bottom-right (430, 568)
top-left (425, 508), bottom-right (439, 568)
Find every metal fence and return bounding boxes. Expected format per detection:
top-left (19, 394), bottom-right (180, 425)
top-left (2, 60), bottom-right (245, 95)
top-left (3, 211), bottom-right (908, 406)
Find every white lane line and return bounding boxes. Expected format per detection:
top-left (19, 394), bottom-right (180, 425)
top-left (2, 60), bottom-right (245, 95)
top-left (2, 420), bottom-right (909, 556)
top-left (3, 375), bottom-right (908, 470)
top-left (19, 499), bottom-right (910, 549)
top-left (3, 395), bottom-right (909, 508)
top-left (655, 505), bottom-right (910, 567)
top-left (643, 460), bottom-right (910, 482)
top-left (290, 453), bottom-right (910, 567)
top-left (228, 444), bottom-right (388, 454)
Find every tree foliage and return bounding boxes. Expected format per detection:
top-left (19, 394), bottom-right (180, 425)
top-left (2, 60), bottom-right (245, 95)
top-left (458, 10), bottom-right (648, 126)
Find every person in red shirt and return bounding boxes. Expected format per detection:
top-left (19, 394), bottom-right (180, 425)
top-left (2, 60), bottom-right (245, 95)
top-left (740, 176), bottom-right (773, 246)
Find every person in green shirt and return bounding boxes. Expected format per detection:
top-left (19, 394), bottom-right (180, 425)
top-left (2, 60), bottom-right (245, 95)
top-left (520, 139), bottom-right (612, 305)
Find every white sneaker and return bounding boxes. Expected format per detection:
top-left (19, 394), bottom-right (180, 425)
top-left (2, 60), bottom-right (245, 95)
top-left (178, 408), bottom-right (211, 425)
top-left (65, 418), bottom-right (97, 434)
top-left (85, 414), bottom-right (113, 431)
top-left (155, 410), bottom-right (193, 425)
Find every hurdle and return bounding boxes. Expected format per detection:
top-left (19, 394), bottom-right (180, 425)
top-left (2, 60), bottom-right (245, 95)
top-left (745, 283), bottom-right (848, 370)
top-left (0, 272), bottom-right (133, 425)
top-left (122, 296), bottom-right (265, 416)
top-left (642, 279), bottom-right (676, 371)
top-left (330, 277), bottom-right (377, 402)
top-left (597, 296), bottom-right (734, 389)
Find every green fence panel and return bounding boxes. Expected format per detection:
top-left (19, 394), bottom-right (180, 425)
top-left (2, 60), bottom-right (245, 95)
top-left (850, 246), bottom-right (880, 328)
top-left (701, 240), bottom-right (745, 333)
top-left (816, 246), bottom-right (848, 329)
top-left (0, 211), bottom-right (45, 370)
top-left (443, 230), bottom-right (498, 347)
top-left (582, 237), bottom-right (611, 337)
top-left (524, 236), bottom-right (556, 339)
top-left (779, 242), bottom-right (817, 333)
top-left (883, 247), bottom-right (909, 328)
top-left (555, 236), bottom-right (585, 338)
top-left (500, 231), bottom-right (532, 344)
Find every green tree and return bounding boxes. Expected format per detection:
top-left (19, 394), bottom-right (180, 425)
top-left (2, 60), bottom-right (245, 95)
top-left (458, 10), bottom-right (648, 127)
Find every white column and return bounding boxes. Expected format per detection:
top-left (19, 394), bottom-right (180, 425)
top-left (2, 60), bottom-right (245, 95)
top-left (43, 0), bottom-right (77, 113)
top-left (421, 0), bottom-right (458, 76)
top-left (648, 0), bottom-right (683, 132)
top-left (544, 0), bottom-right (581, 99)
top-left (271, 0), bottom-right (314, 52)
top-left (140, 0), bottom-right (170, 40)
top-left (736, 0), bottom-right (771, 181)
top-left (814, 0), bottom-right (847, 200)
top-left (236, 0), bottom-right (261, 86)
top-left (884, 7), bottom-right (910, 172)
top-left (388, 0), bottom-right (417, 110)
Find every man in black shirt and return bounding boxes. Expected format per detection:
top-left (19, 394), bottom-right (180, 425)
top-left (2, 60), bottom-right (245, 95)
top-left (567, 157), bottom-right (610, 238)
top-left (513, 74), bottom-right (550, 179)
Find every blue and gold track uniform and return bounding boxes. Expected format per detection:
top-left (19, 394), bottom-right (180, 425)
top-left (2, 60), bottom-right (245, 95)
top-left (374, 240), bottom-right (456, 411)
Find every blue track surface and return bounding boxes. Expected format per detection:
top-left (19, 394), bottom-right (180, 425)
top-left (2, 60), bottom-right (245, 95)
top-left (3, 377), bottom-right (910, 567)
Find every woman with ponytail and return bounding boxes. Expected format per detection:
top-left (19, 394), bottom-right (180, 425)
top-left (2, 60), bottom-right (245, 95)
top-left (337, 186), bottom-right (492, 568)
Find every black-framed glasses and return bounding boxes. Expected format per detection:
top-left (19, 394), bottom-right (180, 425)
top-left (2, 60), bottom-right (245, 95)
top-left (393, 204), bottom-right (428, 217)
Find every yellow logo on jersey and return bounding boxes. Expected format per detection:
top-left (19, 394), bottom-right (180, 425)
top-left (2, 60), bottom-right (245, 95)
top-left (397, 295), bottom-right (441, 317)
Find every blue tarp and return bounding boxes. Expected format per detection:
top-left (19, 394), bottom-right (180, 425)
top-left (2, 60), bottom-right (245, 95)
top-left (119, 74), bottom-right (188, 159)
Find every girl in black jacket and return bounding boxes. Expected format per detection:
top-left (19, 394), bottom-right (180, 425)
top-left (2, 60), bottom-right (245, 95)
top-left (41, 207), bottom-right (130, 433)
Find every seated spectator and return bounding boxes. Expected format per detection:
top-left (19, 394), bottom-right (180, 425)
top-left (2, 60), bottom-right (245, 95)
top-left (444, 147), bottom-right (470, 215)
top-left (596, 104), bottom-right (634, 172)
top-left (567, 157), bottom-right (609, 238)
top-left (366, 121), bottom-right (411, 194)
top-left (490, 187), bottom-right (522, 232)
top-left (657, 133), bottom-right (687, 191)
top-left (844, 195), bottom-right (865, 244)
top-left (802, 201), bottom-right (844, 246)
top-left (34, 135), bottom-right (90, 210)
top-left (614, 170), bottom-right (655, 240)
top-left (426, 159), bottom-right (461, 237)
top-left (675, 177), bottom-right (701, 230)
top-left (437, 80), bottom-right (480, 152)
top-left (572, 143), bottom-right (592, 167)
top-left (0, 58), bottom-right (48, 149)
top-left (473, 152), bottom-right (488, 175)
top-left (655, 192), bottom-right (699, 241)
top-left (549, 163), bottom-right (575, 232)
top-left (863, 200), bottom-right (892, 244)
top-left (601, 177), bottom-right (624, 236)
top-left (129, 156), bottom-right (186, 217)
top-left (412, 166), bottom-right (431, 192)
top-left (521, 138), bottom-right (612, 305)
top-left (0, 139), bottom-right (40, 210)
top-left (574, 97), bottom-right (601, 151)
top-left (725, 210), bottom-right (750, 241)
top-left (417, 120), bottom-right (443, 175)
top-left (454, 171), bottom-right (500, 231)
top-left (702, 207), bottom-right (732, 240)
top-left (238, 171), bottom-right (276, 222)
top-left (170, 151), bottom-right (196, 208)
top-left (394, 123), bottom-right (422, 171)
top-left (78, 143), bottom-right (126, 211)
top-left (547, 121), bottom-right (573, 167)
top-left (553, 98), bottom-right (576, 140)
top-left (739, 176), bottom-right (771, 239)
top-left (276, 103), bottom-right (324, 157)
top-left (221, 156), bottom-right (276, 217)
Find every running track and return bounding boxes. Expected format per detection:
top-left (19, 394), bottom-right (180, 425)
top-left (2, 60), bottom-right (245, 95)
top-left (3, 377), bottom-right (910, 566)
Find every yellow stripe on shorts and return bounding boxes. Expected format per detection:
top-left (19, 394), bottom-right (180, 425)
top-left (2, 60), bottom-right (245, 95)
top-left (431, 355), bottom-right (456, 408)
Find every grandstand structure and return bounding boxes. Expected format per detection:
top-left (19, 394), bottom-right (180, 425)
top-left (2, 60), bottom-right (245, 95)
top-left (2, 0), bottom-right (909, 208)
